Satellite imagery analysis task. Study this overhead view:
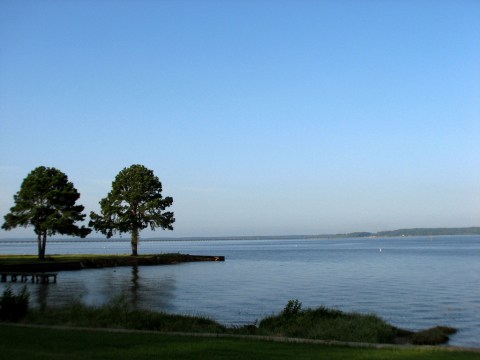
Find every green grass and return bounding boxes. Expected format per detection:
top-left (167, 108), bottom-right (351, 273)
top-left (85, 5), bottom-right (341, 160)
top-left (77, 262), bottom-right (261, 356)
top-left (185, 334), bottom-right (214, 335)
top-left (258, 304), bottom-right (396, 343)
top-left (255, 300), bottom-right (457, 345)
top-left (0, 285), bottom-right (460, 347)
top-left (0, 253), bottom-right (221, 270)
top-left (0, 254), bottom-right (127, 265)
top-left (25, 297), bottom-right (226, 333)
top-left (2, 293), bottom-right (478, 359)
top-left (21, 297), bottom-right (458, 346)
top-left (0, 325), bottom-right (478, 360)
top-left (0, 254), bottom-right (151, 263)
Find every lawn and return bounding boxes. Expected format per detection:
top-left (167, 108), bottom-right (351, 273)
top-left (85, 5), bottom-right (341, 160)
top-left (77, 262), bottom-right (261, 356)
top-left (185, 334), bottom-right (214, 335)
top-left (0, 325), bottom-right (478, 360)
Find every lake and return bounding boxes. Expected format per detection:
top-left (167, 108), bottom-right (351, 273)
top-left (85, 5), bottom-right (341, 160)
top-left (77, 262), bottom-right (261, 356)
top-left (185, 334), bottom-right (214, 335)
top-left (1, 236), bottom-right (479, 347)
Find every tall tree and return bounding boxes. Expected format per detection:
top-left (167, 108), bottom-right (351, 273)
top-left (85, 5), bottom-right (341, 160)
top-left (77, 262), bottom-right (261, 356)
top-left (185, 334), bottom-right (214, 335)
top-left (89, 164), bottom-right (174, 256)
top-left (2, 166), bottom-right (91, 259)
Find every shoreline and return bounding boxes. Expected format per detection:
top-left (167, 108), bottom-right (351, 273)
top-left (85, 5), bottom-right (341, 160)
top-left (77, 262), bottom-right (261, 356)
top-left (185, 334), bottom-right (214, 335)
top-left (0, 254), bottom-right (225, 272)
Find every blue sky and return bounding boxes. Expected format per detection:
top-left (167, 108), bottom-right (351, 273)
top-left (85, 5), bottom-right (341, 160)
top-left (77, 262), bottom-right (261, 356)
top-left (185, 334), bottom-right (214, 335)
top-left (1, 0), bottom-right (479, 238)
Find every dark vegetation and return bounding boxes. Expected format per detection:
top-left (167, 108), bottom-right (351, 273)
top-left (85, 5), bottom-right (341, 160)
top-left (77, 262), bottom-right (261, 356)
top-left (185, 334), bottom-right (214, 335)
top-left (26, 296), bottom-right (226, 333)
top-left (0, 254), bottom-right (223, 272)
top-left (257, 300), bottom-right (457, 345)
top-left (2, 164), bottom-right (175, 259)
top-left (89, 164), bottom-right (174, 256)
top-left (0, 289), bottom-right (457, 347)
top-left (1, 166), bottom-right (90, 259)
top-left (258, 300), bottom-right (397, 343)
top-left (0, 286), bottom-right (29, 322)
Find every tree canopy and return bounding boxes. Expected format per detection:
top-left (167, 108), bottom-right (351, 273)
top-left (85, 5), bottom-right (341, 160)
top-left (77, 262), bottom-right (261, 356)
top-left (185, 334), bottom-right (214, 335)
top-left (2, 166), bottom-right (91, 259)
top-left (89, 164), bottom-right (174, 256)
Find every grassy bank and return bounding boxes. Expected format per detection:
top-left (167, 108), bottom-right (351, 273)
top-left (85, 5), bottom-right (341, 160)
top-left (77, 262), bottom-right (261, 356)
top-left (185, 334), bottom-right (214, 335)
top-left (1, 325), bottom-right (478, 360)
top-left (0, 253), bottom-right (224, 271)
top-left (1, 289), bottom-right (476, 359)
top-left (19, 297), bottom-right (458, 346)
top-left (257, 300), bottom-right (457, 345)
top-left (25, 297), bottom-right (226, 334)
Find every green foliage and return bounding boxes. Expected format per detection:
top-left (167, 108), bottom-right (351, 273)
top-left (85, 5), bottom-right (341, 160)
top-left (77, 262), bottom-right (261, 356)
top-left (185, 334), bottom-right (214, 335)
top-left (27, 296), bottom-right (225, 333)
top-left (89, 164), bottom-right (174, 255)
top-left (2, 166), bottom-right (91, 259)
top-left (23, 298), bottom-right (458, 346)
top-left (257, 301), bottom-right (458, 345)
top-left (0, 286), bottom-right (29, 322)
top-left (259, 302), bottom-right (397, 344)
top-left (283, 299), bottom-right (302, 317)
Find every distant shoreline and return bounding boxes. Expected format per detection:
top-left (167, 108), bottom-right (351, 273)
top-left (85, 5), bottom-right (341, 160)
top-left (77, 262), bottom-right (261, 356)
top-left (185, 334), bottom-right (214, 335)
top-left (1, 227), bottom-right (479, 243)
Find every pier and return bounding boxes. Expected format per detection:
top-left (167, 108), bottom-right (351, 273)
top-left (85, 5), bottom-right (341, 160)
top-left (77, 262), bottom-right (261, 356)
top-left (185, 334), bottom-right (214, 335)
top-left (0, 272), bottom-right (57, 284)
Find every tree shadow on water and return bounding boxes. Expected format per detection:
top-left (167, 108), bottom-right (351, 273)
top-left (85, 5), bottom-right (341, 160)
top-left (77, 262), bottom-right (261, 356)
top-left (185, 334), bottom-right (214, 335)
top-left (18, 267), bottom-right (177, 312)
top-left (110, 266), bottom-right (177, 312)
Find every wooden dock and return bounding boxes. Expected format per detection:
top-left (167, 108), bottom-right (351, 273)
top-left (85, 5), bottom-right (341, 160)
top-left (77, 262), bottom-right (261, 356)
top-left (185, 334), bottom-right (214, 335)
top-left (0, 272), bottom-right (57, 284)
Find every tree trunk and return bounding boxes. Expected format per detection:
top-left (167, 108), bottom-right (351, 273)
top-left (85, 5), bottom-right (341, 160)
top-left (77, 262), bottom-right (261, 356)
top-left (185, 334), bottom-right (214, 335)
top-left (42, 232), bottom-right (47, 258)
top-left (131, 228), bottom-right (139, 256)
top-left (37, 232), bottom-right (43, 260)
top-left (38, 232), bottom-right (47, 260)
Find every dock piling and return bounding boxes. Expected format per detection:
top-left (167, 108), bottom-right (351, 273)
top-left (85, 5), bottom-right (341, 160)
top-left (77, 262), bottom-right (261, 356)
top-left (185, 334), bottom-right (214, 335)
top-left (0, 272), bottom-right (57, 284)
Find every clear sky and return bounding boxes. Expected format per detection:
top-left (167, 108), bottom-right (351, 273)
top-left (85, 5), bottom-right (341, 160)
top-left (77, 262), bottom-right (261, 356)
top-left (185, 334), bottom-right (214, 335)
top-left (1, 0), bottom-right (479, 239)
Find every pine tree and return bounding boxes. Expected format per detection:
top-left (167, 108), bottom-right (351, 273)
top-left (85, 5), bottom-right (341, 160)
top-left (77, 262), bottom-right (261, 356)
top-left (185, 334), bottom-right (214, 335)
top-left (89, 164), bottom-right (174, 256)
top-left (2, 166), bottom-right (91, 259)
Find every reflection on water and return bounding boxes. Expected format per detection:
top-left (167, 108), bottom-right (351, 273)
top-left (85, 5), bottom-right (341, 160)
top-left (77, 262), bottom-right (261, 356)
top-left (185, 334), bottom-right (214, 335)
top-left (34, 282), bottom-right (50, 310)
top-left (23, 266), bottom-right (178, 312)
top-left (1, 236), bottom-right (480, 347)
top-left (131, 266), bottom-right (139, 306)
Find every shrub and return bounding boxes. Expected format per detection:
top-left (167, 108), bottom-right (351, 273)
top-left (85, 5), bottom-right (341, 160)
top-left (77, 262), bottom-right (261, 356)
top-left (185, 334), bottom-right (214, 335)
top-left (283, 299), bottom-right (303, 317)
top-left (259, 301), bottom-right (396, 343)
top-left (409, 326), bottom-right (457, 345)
top-left (0, 286), bottom-right (29, 322)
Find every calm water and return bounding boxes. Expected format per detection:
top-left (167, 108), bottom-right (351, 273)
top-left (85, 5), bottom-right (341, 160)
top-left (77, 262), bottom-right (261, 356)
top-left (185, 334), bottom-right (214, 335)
top-left (1, 236), bottom-right (479, 347)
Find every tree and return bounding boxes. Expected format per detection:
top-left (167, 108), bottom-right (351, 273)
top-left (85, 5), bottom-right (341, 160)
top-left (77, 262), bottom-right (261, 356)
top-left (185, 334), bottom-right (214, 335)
top-left (89, 164), bottom-right (174, 256)
top-left (2, 166), bottom-right (91, 259)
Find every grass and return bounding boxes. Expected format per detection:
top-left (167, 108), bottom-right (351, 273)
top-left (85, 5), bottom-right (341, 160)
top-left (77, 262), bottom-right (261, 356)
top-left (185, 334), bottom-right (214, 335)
top-left (25, 296), bottom-right (226, 334)
top-left (258, 305), bottom-right (396, 343)
top-left (1, 291), bottom-right (477, 359)
top-left (20, 297), bottom-right (458, 346)
top-left (0, 254), bottom-right (129, 265)
top-left (255, 300), bottom-right (457, 346)
top-left (0, 324), bottom-right (478, 360)
top-left (0, 253), bottom-right (222, 271)
top-left (0, 254), bottom-right (161, 263)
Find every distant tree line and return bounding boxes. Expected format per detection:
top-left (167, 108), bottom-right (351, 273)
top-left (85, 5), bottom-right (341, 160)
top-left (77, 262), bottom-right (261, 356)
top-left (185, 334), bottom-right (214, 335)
top-left (375, 227), bottom-right (480, 237)
top-left (338, 227), bottom-right (480, 238)
top-left (2, 165), bottom-right (174, 259)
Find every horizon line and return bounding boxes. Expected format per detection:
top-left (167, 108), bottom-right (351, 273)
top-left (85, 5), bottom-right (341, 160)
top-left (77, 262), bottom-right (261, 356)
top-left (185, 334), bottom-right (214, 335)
top-left (1, 226), bottom-right (479, 242)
